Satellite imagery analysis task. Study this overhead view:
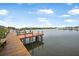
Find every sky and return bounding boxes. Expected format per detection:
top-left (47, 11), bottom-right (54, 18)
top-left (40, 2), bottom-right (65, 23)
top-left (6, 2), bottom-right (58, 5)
top-left (0, 3), bottom-right (79, 28)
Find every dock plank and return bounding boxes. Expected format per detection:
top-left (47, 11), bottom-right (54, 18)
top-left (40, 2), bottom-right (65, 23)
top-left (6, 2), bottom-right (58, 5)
top-left (0, 31), bottom-right (30, 56)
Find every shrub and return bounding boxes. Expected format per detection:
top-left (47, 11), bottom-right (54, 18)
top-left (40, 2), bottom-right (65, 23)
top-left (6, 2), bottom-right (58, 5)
top-left (0, 28), bottom-right (7, 40)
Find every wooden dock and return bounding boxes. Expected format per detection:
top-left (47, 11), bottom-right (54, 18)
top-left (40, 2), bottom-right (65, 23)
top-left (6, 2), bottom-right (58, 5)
top-left (0, 30), bottom-right (30, 56)
top-left (17, 32), bottom-right (44, 39)
top-left (17, 31), bottom-right (44, 43)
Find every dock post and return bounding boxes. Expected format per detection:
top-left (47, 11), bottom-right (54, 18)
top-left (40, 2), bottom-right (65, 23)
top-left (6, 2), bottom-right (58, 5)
top-left (19, 30), bottom-right (20, 35)
top-left (24, 30), bottom-right (26, 38)
top-left (32, 31), bottom-right (33, 42)
top-left (35, 36), bottom-right (37, 41)
top-left (29, 38), bottom-right (31, 43)
top-left (40, 35), bottom-right (43, 41)
top-left (16, 30), bottom-right (20, 36)
top-left (29, 31), bottom-right (33, 43)
top-left (38, 31), bottom-right (40, 41)
top-left (32, 31), bottom-right (33, 36)
top-left (35, 36), bottom-right (39, 42)
top-left (16, 30), bottom-right (18, 36)
top-left (23, 38), bottom-right (26, 44)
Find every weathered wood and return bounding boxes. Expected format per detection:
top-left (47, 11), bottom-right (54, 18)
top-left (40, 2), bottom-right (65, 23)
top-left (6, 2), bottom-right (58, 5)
top-left (0, 31), bottom-right (30, 56)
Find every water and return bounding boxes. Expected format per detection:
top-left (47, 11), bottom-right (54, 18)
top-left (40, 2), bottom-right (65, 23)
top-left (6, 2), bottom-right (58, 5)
top-left (24, 29), bottom-right (79, 56)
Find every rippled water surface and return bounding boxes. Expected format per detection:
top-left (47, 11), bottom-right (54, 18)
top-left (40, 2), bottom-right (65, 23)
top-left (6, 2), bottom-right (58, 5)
top-left (24, 29), bottom-right (79, 56)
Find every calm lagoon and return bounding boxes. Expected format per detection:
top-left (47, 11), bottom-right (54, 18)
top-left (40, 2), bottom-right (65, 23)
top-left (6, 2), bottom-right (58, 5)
top-left (24, 29), bottom-right (79, 56)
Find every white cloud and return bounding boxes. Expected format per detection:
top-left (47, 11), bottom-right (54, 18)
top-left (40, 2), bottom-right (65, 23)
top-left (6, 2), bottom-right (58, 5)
top-left (64, 19), bottom-right (78, 23)
top-left (66, 3), bottom-right (73, 5)
top-left (0, 19), bottom-right (16, 27)
top-left (37, 9), bottom-right (54, 15)
top-left (68, 8), bottom-right (79, 15)
top-left (37, 17), bottom-right (53, 27)
top-left (0, 17), bottom-right (55, 28)
top-left (38, 18), bottom-right (48, 22)
top-left (57, 25), bottom-right (66, 27)
top-left (60, 14), bottom-right (70, 17)
top-left (0, 9), bottom-right (8, 15)
top-left (0, 20), bottom-right (9, 26)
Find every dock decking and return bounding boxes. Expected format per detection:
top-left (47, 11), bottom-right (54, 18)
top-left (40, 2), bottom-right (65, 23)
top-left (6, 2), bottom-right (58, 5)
top-left (17, 32), bottom-right (44, 39)
top-left (0, 31), bottom-right (30, 56)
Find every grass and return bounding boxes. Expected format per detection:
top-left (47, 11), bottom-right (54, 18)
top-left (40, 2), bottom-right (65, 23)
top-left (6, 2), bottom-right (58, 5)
top-left (0, 28), bottom-right (8, 40)
top-left (0, 28), bottom-right (8, 48)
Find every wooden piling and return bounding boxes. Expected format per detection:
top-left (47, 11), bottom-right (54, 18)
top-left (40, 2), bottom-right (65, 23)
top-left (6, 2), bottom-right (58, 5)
top-left (35, 36), bottom-right (39, 42)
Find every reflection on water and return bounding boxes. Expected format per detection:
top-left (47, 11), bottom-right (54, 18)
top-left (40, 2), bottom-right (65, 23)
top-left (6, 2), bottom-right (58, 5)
top-left (24, 29), bottom-right (79, 56)
top-left (25, 41), bottom-right (44, 51)
top-left (24, 41), bottom-right (44, 55)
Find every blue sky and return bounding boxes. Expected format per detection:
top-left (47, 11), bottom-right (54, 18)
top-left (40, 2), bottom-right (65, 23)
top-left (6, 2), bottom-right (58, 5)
top-left (0, 3), bottom-right (79, 28)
